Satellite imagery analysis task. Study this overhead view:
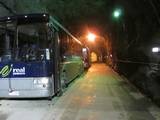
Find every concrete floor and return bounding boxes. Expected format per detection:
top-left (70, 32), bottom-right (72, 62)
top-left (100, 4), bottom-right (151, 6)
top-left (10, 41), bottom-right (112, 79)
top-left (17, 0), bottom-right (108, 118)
top-left (0, 63), bottom-right (160, 120)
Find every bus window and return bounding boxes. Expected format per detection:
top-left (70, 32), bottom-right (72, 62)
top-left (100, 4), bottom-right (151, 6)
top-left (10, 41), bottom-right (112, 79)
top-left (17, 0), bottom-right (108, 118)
top-left (18, 23), bottom-right (49, 61)
top-left (0, 23), bottom-right (15, 61)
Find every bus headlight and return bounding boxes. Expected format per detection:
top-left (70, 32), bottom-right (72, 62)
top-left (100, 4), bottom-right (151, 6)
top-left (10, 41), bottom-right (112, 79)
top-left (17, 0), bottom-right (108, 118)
top-left (33, 78), bottom-right (49, 84)
top-left (33, 79), bottom-right (38, 84)
top-left (41, 78), bottom-right (49, 84)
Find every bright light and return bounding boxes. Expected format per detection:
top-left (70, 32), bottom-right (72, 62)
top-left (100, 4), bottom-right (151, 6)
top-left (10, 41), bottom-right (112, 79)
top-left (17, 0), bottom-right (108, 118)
top-left (82, 48), bottom-right (87, 52)
top-left (87, 33), bottom-right (96, 42)
top-left (113, 9), bottom-right (122, 18)
top-left (152, 47), bottom-right (159, 53)
top-left (43, 14), bottom-right (46, 17)
top-left (33, 78), bottom-right (49, 84)
top-left (41, 78), bottom-right (49, 84)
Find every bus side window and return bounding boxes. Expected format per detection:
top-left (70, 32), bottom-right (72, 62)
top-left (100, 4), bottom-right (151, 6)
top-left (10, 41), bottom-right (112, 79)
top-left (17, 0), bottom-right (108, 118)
top-left (47, 27), bottom-right (55, 59)
top-left (47, 27), bottom-right (54, 47)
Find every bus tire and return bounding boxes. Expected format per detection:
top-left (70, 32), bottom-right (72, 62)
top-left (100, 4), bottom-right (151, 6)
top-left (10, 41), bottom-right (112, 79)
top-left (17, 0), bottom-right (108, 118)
top-left (47, 96), bottom-right (53, 101)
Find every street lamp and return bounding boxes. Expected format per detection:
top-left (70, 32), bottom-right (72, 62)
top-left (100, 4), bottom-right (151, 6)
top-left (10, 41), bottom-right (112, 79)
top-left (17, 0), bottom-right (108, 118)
top-left (113, 8), bottom-right (122, 19)
top-left (87, 33), bottom-right (96, 42)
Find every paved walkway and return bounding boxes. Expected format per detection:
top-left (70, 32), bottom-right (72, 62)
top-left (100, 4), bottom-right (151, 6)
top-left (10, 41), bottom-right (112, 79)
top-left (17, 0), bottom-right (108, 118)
top-left (46, 63), bottom-right (160, 120)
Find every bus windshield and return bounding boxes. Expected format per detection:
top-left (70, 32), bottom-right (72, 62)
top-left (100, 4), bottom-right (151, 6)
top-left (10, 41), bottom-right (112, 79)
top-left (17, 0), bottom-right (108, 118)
top-left (0, 22), bottom-right (51, 61)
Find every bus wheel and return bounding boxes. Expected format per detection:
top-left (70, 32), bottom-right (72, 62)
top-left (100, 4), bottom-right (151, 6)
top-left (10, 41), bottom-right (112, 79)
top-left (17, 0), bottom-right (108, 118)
top-left (47, 96), bottom-right (53, 101)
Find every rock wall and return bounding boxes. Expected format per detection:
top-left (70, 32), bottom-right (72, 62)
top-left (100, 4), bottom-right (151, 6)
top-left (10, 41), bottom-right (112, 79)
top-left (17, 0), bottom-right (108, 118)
top-left (116, 40), bottom-right (160, 106)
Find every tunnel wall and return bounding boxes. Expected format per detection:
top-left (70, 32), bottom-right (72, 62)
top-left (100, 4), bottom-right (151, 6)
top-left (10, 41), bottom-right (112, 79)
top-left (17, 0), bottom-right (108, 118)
top-left (115, 44), bottom-right (160, 106)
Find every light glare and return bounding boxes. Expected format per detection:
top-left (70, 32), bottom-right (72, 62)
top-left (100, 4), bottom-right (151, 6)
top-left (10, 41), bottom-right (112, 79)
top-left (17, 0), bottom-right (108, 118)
top-left (41, 78), bottom-right (49, 84)
top-left (82, 48), bottom-right (87, 52)
top-left (113, 9), bottom-right (122, 18)
top-left (152, 47), bottom-right (159, 53)
top-left (87, 33), bottom-right (96, 42)
top-left (114, 11), bottom-right (120, 17)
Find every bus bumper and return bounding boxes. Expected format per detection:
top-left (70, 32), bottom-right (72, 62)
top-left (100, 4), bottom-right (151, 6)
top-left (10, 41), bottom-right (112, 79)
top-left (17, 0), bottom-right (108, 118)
top-left (0, 89), bottom-right (53, 98)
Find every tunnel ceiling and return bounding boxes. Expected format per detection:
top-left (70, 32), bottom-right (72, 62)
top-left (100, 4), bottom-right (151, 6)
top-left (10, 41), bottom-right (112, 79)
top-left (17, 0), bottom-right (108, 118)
top-left (1, 0), bottom-right (160, 35)
top-left (1, 0), bottom-right (160, 45)
top-left (42, 0), bottom-right (160, 37)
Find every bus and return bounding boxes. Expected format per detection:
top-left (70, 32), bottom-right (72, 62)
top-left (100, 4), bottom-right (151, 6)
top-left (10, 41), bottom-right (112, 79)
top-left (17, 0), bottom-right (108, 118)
top-left (0, 13), bottom-right (83, 99)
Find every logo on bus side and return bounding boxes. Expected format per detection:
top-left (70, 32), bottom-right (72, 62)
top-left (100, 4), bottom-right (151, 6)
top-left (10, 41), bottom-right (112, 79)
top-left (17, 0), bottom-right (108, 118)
top-left (0, 64), bottom-right (13, 77)
top-left (0, 65), bottom-right (26, 77)
top-left (13, 67), bottom-right (25, 75)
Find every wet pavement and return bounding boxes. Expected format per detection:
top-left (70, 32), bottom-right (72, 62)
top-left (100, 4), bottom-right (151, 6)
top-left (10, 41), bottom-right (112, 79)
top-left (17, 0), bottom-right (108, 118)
top-left (0, 63), bottom-right (160, 120)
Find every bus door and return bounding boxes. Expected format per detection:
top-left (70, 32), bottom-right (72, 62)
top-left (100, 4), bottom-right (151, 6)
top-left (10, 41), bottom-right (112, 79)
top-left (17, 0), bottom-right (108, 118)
top-left (48, 25), bottom-right (61, 94)
top-left (0, 28), bottom-right (15, 94)
top-left (0, 62), bottom-right (34, 96)
top-left (53, 32), bottom-right (61, 94)
top-left (0, 62), bottom-right (24, 96)
top-left (0, 63), bottom-right (12, 92)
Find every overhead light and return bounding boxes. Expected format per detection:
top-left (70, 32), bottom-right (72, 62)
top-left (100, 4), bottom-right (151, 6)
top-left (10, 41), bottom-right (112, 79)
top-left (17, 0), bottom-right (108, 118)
top-left (152, 47), bottom-right (159, 53)
top-left (87, 33), bottom-right (96, 42)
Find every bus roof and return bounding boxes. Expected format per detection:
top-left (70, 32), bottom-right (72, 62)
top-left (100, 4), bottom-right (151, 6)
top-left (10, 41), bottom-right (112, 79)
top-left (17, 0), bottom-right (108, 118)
top-left (0, 13), bottom-right (49, 24)
top-left (0, 13), bottom-right (83, 46)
